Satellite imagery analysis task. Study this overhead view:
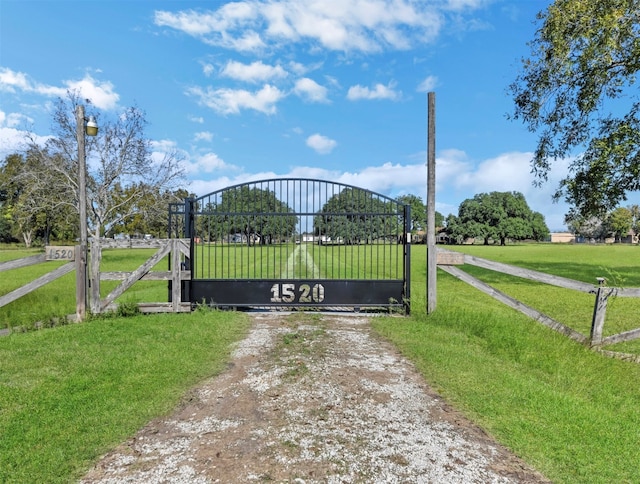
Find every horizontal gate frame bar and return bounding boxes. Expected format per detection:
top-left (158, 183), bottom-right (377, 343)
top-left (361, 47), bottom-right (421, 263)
top-left (189, 279), bottom-right (405, 310)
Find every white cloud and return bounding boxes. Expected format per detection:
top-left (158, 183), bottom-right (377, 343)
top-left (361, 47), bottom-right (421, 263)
top-left (186, 84), bottom-right (285, 115)
top-left (306, 133), bottom-right (337, 154)
top-left (338, 162), bottom-right (425, 193)
top-left (0, 68), bottom-right (119, 111)
top-left (417, 75), bottom-right (438, 92)
top-left (442, 150), bottom-right (572, 230)
top-left (0, 109), bottom-right (48, 159)
top-left (154, 0), bottom-right (445, 53)
top-left (63, 75), bottom-right (119, 110)
top-left (0, 127), bottom-right (28, 159)
top-left (194, 131), bottom-right (213, 142)
top-left (220, 60), bottom-right (288, 83)
top-left (293, 78), bottom-right (329, 103)
top-left (202, 63), bottom-right (215, 77)
top-left (347, 82), bottom-right (401, 101)
top-left (0, 68), bottom-right (31, 92)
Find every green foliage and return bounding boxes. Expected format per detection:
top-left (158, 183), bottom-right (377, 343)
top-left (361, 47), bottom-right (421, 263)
top-left (509, 0), bottom-right (640, 216)
top-left (314, 187), bottom-right (400, 243)
top-left (607, 206), bottom-right (633, 241)
top-left (204, 185), bottom-right (297, 244)
top-left (446, 191), bottom-right (549, 245)
top-left (396, 193), bottom-right (443, 233)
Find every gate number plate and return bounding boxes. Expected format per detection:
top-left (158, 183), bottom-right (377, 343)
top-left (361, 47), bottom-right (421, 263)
top-left (270, 283), bottom-right (325, 303)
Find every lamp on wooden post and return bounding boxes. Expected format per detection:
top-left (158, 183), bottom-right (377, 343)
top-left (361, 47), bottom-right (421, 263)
top-left (75, 105), bottom-right (98, 321)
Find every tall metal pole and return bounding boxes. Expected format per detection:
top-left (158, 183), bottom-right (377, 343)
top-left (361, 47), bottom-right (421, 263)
top-left (426, 92), bottom-right (437, 313)
top-left (75, 105), bottom-right (88, 321)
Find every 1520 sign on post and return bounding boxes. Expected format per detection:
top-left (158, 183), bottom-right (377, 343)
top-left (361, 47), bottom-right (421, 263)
top-left (45, 246), bottom-right (76, 261)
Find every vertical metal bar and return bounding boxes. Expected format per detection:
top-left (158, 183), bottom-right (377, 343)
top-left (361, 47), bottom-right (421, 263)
top-left (404, 203), bottom-right (411, 314)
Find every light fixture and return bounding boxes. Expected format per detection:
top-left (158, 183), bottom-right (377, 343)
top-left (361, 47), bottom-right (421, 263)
top-left (85, 115), bottom-right (99, 136)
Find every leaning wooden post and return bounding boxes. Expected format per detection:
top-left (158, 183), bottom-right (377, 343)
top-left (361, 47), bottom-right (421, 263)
top-left (590, 277), bottom-right (609, 346)
top-left (75, 245), bottom-right (86, 321)
top-left (90, 238), bottom-right (102, 314)
top-left (171, 239), bottom-right (181, 312)
top-left (426, 91), bottom-right (437, 313)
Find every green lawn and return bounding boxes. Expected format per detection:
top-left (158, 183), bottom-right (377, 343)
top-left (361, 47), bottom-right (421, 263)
top-left (373, 243), bottom-right (640, 483)
top-left (0, 310), bottom-right (250, 484)
top-left (3, 242), bottom-right (640, 482)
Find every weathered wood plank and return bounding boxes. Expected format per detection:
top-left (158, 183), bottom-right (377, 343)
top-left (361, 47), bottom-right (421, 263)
top-left (137, 302), bottom-right (191, 313)
top-left (600, 328), bottom-right (640, 347)
top-left (462, 254), bottom-right (595, 293)
top-left (614, 287), bottom-right (640, 297)
top-left (438, 265), bottom-right (588, 344)
top-left (435, 250), bottom-right (465, 265)
top-left (171, 240), bottom-right (181, 311)
top-left (592, 348), bottom-right (640, 364)
top-left (0, 253), bottom-right (46, 273)
top-left (100, 243), bottom-right (173, 311)
top-left (0, 262), bottom-right (74, 309)
top-left (100, 271), bottom-right (191, 281)
top-left (97, 238), bottom-right (190, 249)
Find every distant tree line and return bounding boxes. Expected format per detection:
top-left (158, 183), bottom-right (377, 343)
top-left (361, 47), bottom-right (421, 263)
top-left (565, 206), bottom-right (640, 243)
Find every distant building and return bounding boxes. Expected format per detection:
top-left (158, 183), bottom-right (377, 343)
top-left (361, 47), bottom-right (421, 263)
top-left (620, 230), bottom-right (638, 244)
top-left (549, 232), bottom-right (576, 243)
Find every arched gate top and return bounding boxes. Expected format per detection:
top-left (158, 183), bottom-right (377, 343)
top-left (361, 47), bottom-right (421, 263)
top-left (193, 177), bottom-right (405, 209)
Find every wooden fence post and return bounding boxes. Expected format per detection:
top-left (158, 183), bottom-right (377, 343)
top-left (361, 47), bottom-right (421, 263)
top-left (426, 91), bottom-right (437, 314)
top-left (171, 239), bottom-right (181, 312)
top-left (90, 239), bottom-right (102, 314)
top-left (590, 278), bottom-right (613, 346)
top-left (75, 244), bottom-right (86, 321)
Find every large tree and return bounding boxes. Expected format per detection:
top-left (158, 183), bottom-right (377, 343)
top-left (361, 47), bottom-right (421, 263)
top-left (25, 92), bottom-right (185, 243)
top-left (607, 206), bottom-right (633, 242)
top-left (314, 188), bottom-right (398, 244)
top-left (207, 185), bottom-right (297, 245)
top-left (509, 0), bottom-right (640, 216)
top-left (0, 152), bottom-right (76, 246)
top-left (447, 191), bottom-right (549, 245)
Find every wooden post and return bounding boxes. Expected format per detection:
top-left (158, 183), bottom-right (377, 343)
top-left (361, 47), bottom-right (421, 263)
top-left (590, 280), bottom-right (612, 346)
top-left (90, 238), bottom-right (103, 314)
top-left (171, 239), bottom-right (181, 312)
top-left (426, 92), bottom-right (437, 313)
top-left (76, 105), bottom-right (88, 321)
top-left (75, 245), bottom-right (85, 321)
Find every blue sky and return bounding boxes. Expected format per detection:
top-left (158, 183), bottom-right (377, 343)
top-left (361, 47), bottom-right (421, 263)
top-left (0, 0), bottom-right (578, 230)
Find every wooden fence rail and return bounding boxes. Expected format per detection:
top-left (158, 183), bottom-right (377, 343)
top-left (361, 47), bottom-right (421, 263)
top-left (0, 250), bottom-right (76, 311)
top-left (90, 238), bottom-right (191, 314)
top-left (436, 248), bottom-right (640, 363)
top-left (1, 240), bottom-right (191, 327)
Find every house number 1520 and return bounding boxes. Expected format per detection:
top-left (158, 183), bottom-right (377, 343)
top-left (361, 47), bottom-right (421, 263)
top-left (270, 283), bottom-right (325, 303)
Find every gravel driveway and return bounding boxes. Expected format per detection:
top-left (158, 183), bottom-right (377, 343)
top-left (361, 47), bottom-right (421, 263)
top-left (81, 312), bottom-right (550, 483)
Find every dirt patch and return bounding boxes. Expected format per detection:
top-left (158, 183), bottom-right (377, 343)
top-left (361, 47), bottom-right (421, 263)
top-left (81, 313), bottom-right (550, 483)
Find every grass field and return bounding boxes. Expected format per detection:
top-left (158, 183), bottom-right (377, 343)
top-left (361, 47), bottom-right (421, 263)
top-left (3, 242), bottom-right (640, 482)
top-left (374, 243), bottom-right (640, 483)
top-left (0, 309), bottom-right (250, 484)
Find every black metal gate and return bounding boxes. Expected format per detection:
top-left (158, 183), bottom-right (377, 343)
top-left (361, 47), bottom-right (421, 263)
top-left (176, 178), bottom-right (410, 313)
